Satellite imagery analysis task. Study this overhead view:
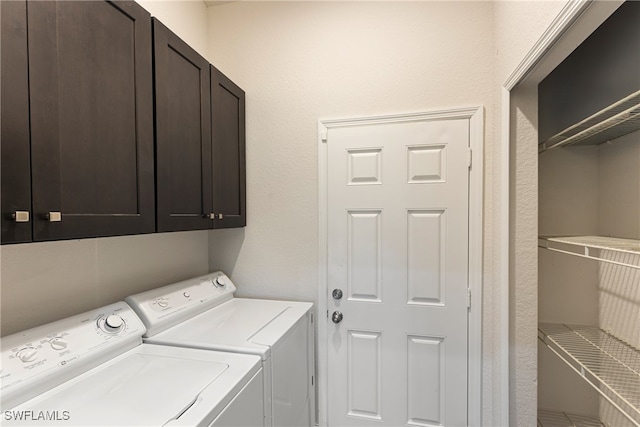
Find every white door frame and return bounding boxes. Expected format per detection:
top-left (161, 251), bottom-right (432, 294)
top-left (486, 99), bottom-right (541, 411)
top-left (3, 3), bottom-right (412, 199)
top-left (318, 107), bottom-right (484, 426)
top-left (500, 1), bottom-right (624, 424)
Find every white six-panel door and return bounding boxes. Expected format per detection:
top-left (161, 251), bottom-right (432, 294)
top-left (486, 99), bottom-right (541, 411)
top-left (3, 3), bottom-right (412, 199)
top-left (325, 116), bottom-right (470, 427)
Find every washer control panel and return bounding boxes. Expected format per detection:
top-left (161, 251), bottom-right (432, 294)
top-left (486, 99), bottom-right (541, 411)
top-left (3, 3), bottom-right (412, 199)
top-left (0, 302), bottom-right (145, 408)
top-left (125, 271), bottom-right (236, 337)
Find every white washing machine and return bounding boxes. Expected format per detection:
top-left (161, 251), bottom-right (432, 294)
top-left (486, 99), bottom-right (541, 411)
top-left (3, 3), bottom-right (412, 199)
top-left (0, 302), bottom-right (265, 426)
top-left (126, 271), bottom-right (315, 427)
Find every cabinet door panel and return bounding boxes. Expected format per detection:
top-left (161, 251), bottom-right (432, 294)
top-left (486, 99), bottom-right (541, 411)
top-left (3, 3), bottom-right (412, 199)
top-left (155, 19), bottom-right (212, 232)
top-left (28, 0), bottom-right (154, 241)
top-left (211, 66), bottom-right (246, 228)
top-left (1, 0), bottom-right (32, 244)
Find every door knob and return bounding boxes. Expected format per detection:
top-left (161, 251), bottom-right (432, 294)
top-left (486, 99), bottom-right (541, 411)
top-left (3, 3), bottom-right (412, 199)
top-left (332, 289), bottom-right (343, 300)
top-left (331, 311), bottom-right (343, 324)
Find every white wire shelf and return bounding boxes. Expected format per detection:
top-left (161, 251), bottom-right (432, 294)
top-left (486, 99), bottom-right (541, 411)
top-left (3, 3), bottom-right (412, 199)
top-left (537, 409), bottom-right (604, 427)
top-left (539, 90), bottom-right (640, 153)
top-left (538, 323), bottom-right (640, 426)
top-left (538, 236), bottom-right (640, 270)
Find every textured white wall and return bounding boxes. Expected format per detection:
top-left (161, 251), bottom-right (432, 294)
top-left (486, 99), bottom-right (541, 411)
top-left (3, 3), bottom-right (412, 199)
top-left (207, 1), bottom-right (568, 425)
top-left (493, 2), bottom-right (567, 425)
top-left (537, 132), bottom-right (640, 424)
top-left (0, 0), bottom-right (211, 337)
top-left (206, 0), bottom-right (495, 301)
top-left (538, 147), bottom-right (601, 417)
top-left (136, 0), bottom-right (209, 59)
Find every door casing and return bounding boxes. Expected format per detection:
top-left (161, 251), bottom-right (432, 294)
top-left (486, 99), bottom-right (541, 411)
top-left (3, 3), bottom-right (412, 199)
top-left (317, 107), bottom-right (484, 426)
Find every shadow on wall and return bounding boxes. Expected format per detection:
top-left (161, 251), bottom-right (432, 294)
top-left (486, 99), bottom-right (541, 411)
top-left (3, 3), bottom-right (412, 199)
top-left (209, 228), bottom-right (246, 275)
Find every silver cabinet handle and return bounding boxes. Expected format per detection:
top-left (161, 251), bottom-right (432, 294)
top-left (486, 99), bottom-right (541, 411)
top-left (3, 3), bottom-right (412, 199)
top-left (206, 213), bottom-right (216, 220)
top-left (12, 211), bottom-right (30, 222)
top-left (218, 214), bottom-right (224, 220)
top-left (47, 212), bottom-right (62, 222)
top-left (331, 311), bottom-right (343, 324)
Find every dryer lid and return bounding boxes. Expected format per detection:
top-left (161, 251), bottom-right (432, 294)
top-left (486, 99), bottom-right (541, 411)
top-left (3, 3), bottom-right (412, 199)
top-left (146, 298), bottom-right (312, 359)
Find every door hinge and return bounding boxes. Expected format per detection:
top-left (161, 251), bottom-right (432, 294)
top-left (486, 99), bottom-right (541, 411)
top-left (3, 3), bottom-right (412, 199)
top-left (467, 148), bottom-right (473, 168)
top-left (467, 288), bottom-right (472, 309)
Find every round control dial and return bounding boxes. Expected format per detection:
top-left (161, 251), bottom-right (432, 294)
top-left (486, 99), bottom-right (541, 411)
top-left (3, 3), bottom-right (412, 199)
top-left (16, 347), bottom-right (38, 363)
top-left (213, 276), bottom-right (226, 289)
top-left (101, 315), bottom-right (125, 334)
top-left (49, 337), bottom-right (68, 351)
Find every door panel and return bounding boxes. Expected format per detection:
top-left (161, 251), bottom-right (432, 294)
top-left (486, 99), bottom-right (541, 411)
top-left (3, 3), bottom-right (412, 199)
top-left (1, 0), bottom-right (31, 244)
top-left (407, 210), bottom-right (445, 305)
top-left (28, 0), bottom-right (154, 240)
top-left (407, 335), bottom-right (444, 426)
top-left (154, 18), bottom-right (212, 232)
top-left (211, 65), bottom-right (246, 228)
top-left (327, 118), bottom-right (469, 426)
top-left (347, 210), bottom-right (382, 301)
top-left (347, 330), bottom-right (382, 420)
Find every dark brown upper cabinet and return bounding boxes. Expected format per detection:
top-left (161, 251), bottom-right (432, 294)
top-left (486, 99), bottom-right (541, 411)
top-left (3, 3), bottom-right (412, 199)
top-left (154, 18), bottom-right (213, 232)
top-left (211, 66), bottom-right (246, 229)
top-left (154, 19), bottom-right (246, 232)
top-left (1, 0), bottom-right (32, 244)
top-left (1, 0), bottom-right (156, 244)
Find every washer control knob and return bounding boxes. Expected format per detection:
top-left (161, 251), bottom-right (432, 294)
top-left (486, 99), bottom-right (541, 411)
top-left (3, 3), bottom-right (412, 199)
top-left (103, 315), bottom-right (124, 333)
top-left (157, 298), bottom-right (168, 308)
top-left (183, 292), bottom-right (190, 299)
top-left (49, 338), bottom-right (67, 351)
top-left (17, 347), bottom-right (38, 363)
top-left (214, 276), bottom-right (226, 288)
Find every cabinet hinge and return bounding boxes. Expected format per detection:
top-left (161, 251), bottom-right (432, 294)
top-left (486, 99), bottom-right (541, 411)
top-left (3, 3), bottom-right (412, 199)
top-left (467, 148), bottom-right (473, 168)
top-left (467, 289), bottom-right (471, 309)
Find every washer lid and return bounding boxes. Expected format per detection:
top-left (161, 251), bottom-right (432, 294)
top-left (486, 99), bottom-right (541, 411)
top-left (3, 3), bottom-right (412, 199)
top-left (146, 298), bottom-right (312, 360)
top-left (6, 344), bottom-right (261, 426)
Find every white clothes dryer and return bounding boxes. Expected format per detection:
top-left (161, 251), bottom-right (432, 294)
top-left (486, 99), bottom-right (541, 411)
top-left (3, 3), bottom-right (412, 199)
top-left (126, 272), bottom-right (315, 427)
top-left (1, 302), bottom-right (264, 427)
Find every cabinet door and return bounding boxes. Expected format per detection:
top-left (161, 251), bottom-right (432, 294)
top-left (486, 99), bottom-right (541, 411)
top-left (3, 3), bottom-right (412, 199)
top-left (211, 66), bottom-right (246, 228)
top-left (154, 19), bottom-right (213, 232)
top-left (28, 0), bottom-right (155, 241)
top-left (1, 0), bottom-right (32, 244)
